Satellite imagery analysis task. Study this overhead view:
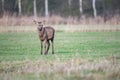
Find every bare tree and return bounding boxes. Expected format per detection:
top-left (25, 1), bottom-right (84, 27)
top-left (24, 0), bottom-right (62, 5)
top-left (79, 0), bottom-right (83, 15)
top-left (68, 0), bottom-right (72, 15)
top-left (45, 0), bottom-right (49, 17)
top-left (1, 0), bottom-right (5, 13)
top-left (68, 0), bottom-right (72, 8)
top-left (33, 0), bottom-right (37, 17)
top-left (92, 0), bottom-right (97, 18)
top-left (18, 0), bottom-right (22, 16)
top-left (102, 0), bottom-right (107, 22)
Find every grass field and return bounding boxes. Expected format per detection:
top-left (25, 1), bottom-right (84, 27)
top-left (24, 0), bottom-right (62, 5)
top-left (0, 30), bottom-right (120, 80)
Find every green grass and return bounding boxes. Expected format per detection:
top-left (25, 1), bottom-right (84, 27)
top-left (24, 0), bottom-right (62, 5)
top-left (0, 31), bottom-right (120, 80)
top-left (0, 31), bottom-right (120, 61)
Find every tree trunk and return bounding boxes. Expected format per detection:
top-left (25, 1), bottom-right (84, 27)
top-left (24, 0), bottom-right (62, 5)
top-left (45, 0), bottom-right (49, 17)
top-left (92, 0), bottom-right (97, 18)
top-left (33, 0), bottom-right (37, 17)
top-left (18, 0), bottom-right (22, 16)
top-left (79, 0), bottom-right (83, 16)
top-left (2, 0), bottom-right (5, 14)
top-left (68, 0), bottom-right (72, 15)
top-left (68, 0), bottom-right (72, 8)
top-left (102, 0), bottom-right (107, 22)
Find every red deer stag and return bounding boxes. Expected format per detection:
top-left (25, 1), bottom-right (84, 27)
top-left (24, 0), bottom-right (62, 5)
top-left (34, 20), bottom-right (55, 55)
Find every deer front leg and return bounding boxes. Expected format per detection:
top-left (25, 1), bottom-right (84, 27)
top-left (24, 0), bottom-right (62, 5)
top-left (45, 40), bottom-right (50, 55)
top-left (43, 40), bottom-right (47, 55)
top-left (41, 41), bottom-right (43, 55)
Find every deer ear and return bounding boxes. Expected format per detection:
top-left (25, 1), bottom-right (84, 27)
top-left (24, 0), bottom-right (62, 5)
top-left (42, 20), bottom-right (46, 25)
top-left (33, 20), bottom-right (37, 24)
top-left (43, 20), bottom-right (46, 23)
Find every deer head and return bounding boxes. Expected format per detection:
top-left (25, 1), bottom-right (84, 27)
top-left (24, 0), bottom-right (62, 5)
top-left (37, 21), bottom-right (43, 31)
top-left (33, 20), bottom-right (44, 31)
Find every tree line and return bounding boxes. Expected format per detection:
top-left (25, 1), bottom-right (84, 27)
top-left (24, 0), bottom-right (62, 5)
top-left (0, 0), bottom-right (120, 18)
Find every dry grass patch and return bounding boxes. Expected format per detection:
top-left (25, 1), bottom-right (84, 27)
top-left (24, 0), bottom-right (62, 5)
top-left (0, 15), bottom-right (120, 26)
top-left (0, 56), bottom-right (120, 80)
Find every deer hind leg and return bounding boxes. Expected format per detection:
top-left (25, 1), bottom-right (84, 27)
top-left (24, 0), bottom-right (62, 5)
top-left (45, 40), bottom-right (50, 55)
top-left (51, 39), bottom-right (54, 54)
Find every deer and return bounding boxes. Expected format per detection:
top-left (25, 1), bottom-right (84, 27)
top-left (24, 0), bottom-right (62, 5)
top-left (34, 20), bottom-right (55, 55)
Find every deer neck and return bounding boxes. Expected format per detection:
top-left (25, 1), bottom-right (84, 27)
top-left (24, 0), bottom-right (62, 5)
top-left (38, 26), bottom-right (43, 31)
top-left (38, 27), bottom-right (46, 37)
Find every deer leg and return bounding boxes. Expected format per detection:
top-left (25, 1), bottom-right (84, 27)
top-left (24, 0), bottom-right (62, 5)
top-left (41, 42), bottom-right (43, 55)
top-left (45, 40), bottom-right (50, 55)
top-left (43, 40), bottom-right (47, 55)
top-left (51, 39), bottom-right (54, 54)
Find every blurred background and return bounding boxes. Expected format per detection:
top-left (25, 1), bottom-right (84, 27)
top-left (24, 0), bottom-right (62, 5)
top-left (0, 1), bottom-right (120, 80)
top-left (0, 0), bottom-right (120, 26)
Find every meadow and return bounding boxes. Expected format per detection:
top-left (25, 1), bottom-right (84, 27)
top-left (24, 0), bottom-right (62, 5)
top-left (0, 25), bottom-right (120, 80)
